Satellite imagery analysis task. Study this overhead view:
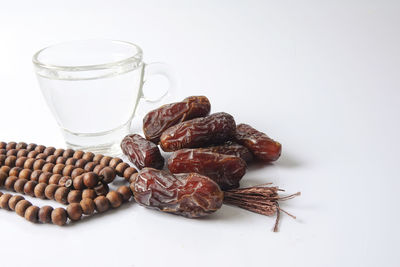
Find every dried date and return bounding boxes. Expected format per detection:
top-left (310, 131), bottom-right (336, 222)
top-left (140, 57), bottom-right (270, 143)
top-left (121, 134), bottom-right (164, 169)
top-left (160, 112), bottom-right (236, 152)
top-left (235, 124), bottom-right (281, 161)
top-left (143, 96), bottom-right (211, 143)
top-left (199, 142), bottom-right (253, 163)
top-left (168, 149), bottom-right (246, 190)
top-left (131, 168), bottom-right (223, 218)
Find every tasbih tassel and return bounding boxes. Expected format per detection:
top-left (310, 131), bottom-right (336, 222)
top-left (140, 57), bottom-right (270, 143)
top-left (223, 185), bottom-right (300, 232)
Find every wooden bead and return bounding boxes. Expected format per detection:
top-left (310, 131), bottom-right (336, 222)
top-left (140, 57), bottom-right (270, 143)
top-left (27, 150), bottom-right (39, 158)
top-left (82, 189), bottom-right (96, 199)
top-left (84, 162), bottom-right (96, 172)
top-left (5, 176), bottom-right (18, 190)
top-left (100, 156), bottom-right (112, 166)
top-left (53, 148), bottom-right (65, 158)
top-left (38, 172), bottom-right (52, 183)
top-left (80, 198), bottom-right (95, 215)
top-left (23, 158), bottom-right (35, 169)
top-left (94, 182), bottom-right (109, 196)
top-left (106, 191), bottom-right (123, 208)
top-left (93, 154), bottom-right (103, 163)
top-left (25, 205), bottom-right (40, 223)
top-left (26, 143), bottom-right (37, 151)
top-left (36, 153), bottom-right (47, 160)
top-left (0, 170), bottom-right (7, 186)
top-left (115, 162), bottom-right (129, 176)
top-left (71, 168), bottom-right (85, 179)
top-left (83, 172), bottom-right (99, 188)
top-left (94, 196), bottom-right (110, 213)
top-left (45, 155), bottom-right (57, 164)
top-left (92, 164), bottom-right (104, 174)
top-left (38, 206), bottom-right (53, 223)
top-left (9, 167), bottom-right (22, 177)
top-left (5, 155), bottom-right (17, 167)
top-left (63, 149), bottom-right (75, 158)
top-left (18, 169), bottom-right (32, 180)
top-left (62, 165), bottom-right (75, 177)
top-left (73, 175), bottom-right (84, 190)
top-left (16, 149), bottom-right (29, 158)
top-left (51, 208), bottom-right (67, 226)
top-left (123, 167), bottom-right (137, 180)
top-left (0, 141), bottom-right (7, 149)
top-left (49, 174), bottom-right (62, 185)
top-left (54, 187), bottom-right (69, 204)
top-left (56, 156), bottom-right (67, 164)
top-left (24, 180), bottom-right (38, 196)
top-left (52, 163), bottom-right (65, 174)
top-left (14, 178), bottom-right (28, 193)
top-left (9, 195), bottom-right (24, 210)
top-left (34, 183), bottom-right (47, 199)
top-left (30, 170), bottom-right (43, 182)
top-left (0, 193), bottom-right (12, 210)
top-left (42, 162), bottom-right (55, 173)
top-left (67, 203), bottom-right (82, 221)
top-left (16, 142), bottom-right (28, 149)
top-left (0, 155), bottom-right (6, 165)
top-left (82, 152), bottom-right (95, 162)
top-left (58, 176), bottom-right (73, 188)
top-left (15, 200), bottom-right (32, 217)
top-left (34, 145), bottom-right (46, 153)
top-left (43, 146), bottom-right (56, 156)
top-left (15, 157), bottom-right (27, 168)
top-left (44, 184), bottom-right (58, 200)
top-left (73, 150), bottom-right (84, 159)
top-left (65, 157), bottom-right (77, 166)
top-left (117, 185), bottom-right (132, 202)
top-left (99, 167), bottom-right (116, 183)
top-left (6, 141), bottom-right (17, 150)
top-left (75, 158), bottom-right (87, 169)
top-left (6, 149), bottom-right (18, 156)
top-left (33, 159), bottom-right (45, 170)
top-left (67, 190), bottom-right (82, 203)
top-left (0, 166), bottom-right (10, 174)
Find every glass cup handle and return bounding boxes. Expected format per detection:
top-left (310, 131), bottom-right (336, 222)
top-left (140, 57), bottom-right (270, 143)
top-left (130, 62), bottom-right (176, 133)
top-left (138, 62), bottom-right (176, 111)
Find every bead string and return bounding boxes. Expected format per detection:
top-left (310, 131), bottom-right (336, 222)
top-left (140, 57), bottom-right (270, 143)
top-left (0, 141), bottom-right (136, 226)
top-left (0, 142), bottom-right (137, 180)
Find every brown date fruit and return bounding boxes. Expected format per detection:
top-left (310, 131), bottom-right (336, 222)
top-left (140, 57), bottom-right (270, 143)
top-left (121, 134), bottom-right (164, 170)
top-left (168, 149), bottom-right (246, 190)
top-left (235, 124), bottom-right (281, 162)
top-left (143, 96), bottom-right (211, 143)
top-left (131, 168), bottom-right (223, 218)
top-left (199, 141), bottom-right (253, 163)
top-left (160, 112), bottom-right (236, 152)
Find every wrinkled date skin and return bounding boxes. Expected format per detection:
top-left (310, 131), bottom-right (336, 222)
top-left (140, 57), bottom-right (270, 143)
top-left (199, 142), bottom-right (253, 163)
top-left (121, 134), bottom-right (164, 169)
top-left (168, 149), bottom-right (246, 190)
top-left (143, 96), bottom-right (211, 143)
top-left (235, 124), bottom-right (281, 162)
top-left (160, 112), bottom-right (236, 152)
top-left (131, 168), bottom-right (223, 218)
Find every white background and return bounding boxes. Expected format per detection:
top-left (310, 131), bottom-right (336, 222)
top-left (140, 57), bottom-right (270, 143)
top-left (1, 1), bottom-right (399, 266)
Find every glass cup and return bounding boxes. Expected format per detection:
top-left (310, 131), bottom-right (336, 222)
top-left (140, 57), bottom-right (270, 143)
top-left (33, 39), bottom-right (174, 156)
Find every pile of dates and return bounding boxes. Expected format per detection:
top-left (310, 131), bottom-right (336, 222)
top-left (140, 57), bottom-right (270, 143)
top-left (121, 96), bottom-right (283, 217)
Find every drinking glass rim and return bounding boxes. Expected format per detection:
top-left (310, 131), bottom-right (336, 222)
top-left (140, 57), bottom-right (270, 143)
top-left (32, 39), bottom-right (143, 71)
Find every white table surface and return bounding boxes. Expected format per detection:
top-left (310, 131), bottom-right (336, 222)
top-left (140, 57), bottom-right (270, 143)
top-left (0, 1), bottom-right (399, 266)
